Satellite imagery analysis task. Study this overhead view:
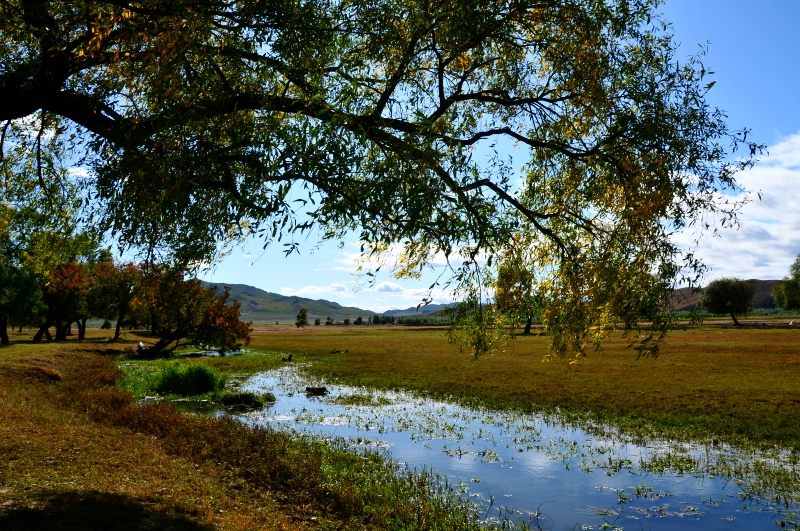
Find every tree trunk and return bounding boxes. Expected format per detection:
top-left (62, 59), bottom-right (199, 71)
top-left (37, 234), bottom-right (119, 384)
top-left (137, 331), bottom-right (184, 359)
top-left (33, 324), bottom-right (52, 343)
top-left (730, 312), bottom-right (740, 327)
top-left (0, 316), bottom-right (9, 345)
top-left (77, 319), bottom-right (87, 340)
top-left (55, 322), bottom-right (68, 341)
top-left (523, 316), bottom-right (533, 335)
top-left (113, 304), bottom-right (129, 340)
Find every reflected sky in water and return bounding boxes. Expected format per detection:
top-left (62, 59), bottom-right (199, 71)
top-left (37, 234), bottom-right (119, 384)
top-left (235, 366), bottom-right (797, 529)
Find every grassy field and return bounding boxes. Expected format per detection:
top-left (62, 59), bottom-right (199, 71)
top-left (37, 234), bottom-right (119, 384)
top-left (249, 325), bottom-right (800, 450)
top-left (0, 336), bottom-right (479, 530)
top-left (2, 324), bottom-right (798, 528)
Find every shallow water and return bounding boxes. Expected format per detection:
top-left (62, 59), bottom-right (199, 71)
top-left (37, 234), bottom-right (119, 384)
top-left (235, 365), bottom-right (797, 529)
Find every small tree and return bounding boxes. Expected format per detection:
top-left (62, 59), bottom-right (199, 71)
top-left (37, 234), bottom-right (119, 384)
top-left (295, 308), bottom-right (309, 328)
top-left (136, 269), bottom-right (250, 356)
top-left (314, 318), bottom-right (321, 326)
top-left (354, 316), bottom-right (363, 325)
top-left (343, 318), bottom-right (351, 326)
top-left (773, 255), bottom-right (800, 311)
top-left (700, 278), bottom-right (753, 327)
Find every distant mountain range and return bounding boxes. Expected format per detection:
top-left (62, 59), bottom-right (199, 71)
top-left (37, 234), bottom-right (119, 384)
top-left (207, 278), bottom-right (783, 322)
top-left (204, 283), bottom-right (375, 322)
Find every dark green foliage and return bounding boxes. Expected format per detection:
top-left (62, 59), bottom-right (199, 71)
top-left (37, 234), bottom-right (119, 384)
top-left (700, 278), bottom-right (754, 326)
top-left (773, 255), bottom-right (800, 311)
top-left (295, 308), bottom-right (308, 328)
top-left (155, 364), bottom-right (223, 396)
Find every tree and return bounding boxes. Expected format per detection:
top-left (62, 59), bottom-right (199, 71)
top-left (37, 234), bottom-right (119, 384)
top-left (136, 269), bottom-right (250, 356)
top-left (295, 308), bottom-right (308, 328)
top-left (1, 0), bottom-right (762, 356)
top-left (0, 261), bottom-right (43, 344)
top-left (88, 258), bottom-right (141, 340)
top-left (773, 256), bottom-right (800, 311)
top-left (494, 239), bottom-right (540, 335)
top-left (35, 263), bottom-right (91, 341)
top-left (700, 278), bottom-right (753, 327)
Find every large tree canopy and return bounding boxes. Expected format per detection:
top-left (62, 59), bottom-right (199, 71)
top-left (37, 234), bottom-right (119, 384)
top-left (0, 0), bottom-right (761, 356)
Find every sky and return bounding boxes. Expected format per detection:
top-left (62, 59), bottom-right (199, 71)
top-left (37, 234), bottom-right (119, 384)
top-left (199, 1), bottom-right (800, 312)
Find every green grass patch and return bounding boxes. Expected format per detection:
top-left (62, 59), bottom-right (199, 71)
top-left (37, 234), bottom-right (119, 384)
top-left (155, 364), bottom-right (223, 396)
top-left (214, 389), bottom-right (275, 412)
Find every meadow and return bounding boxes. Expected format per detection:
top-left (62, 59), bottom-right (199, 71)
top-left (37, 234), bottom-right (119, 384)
top-left (1, 324), bottom-right (799, 529)
top-left (249, 325), bottom-right (800, 450)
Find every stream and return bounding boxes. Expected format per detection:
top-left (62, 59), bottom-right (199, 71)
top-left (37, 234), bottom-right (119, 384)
top-left (218, 365), bottom-right (797, 529)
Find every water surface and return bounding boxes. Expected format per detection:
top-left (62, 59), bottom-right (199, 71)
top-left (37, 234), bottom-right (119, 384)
top-left (236, 365), bottom-right (797, 529)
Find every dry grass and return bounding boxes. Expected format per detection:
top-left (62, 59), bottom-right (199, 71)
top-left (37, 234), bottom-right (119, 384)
top-left (0, 343), bottom-right (301, 530)
top-left (250, 326), bottom-right (800, 449)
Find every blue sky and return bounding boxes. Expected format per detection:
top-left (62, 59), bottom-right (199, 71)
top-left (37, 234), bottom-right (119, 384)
top-left (200, 1), bottom-right (800, 311)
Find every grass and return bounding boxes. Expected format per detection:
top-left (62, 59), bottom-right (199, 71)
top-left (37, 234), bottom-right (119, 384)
top-left (247, 325), bottom-right (800, 451)
top-left (155, 364), bottom-right (223, 395)
top-left (0, 336), bottom-right (481, 530)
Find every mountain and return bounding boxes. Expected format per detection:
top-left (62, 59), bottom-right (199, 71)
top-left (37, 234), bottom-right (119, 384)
top-left (669, 279), bottom-right (782, 311)
top-left (382, 303), bottom-right (456, 317)
top-left (204, 282), bottom-right (375, 322)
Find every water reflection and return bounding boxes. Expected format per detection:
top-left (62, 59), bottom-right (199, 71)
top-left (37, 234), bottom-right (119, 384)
top-left (235, 365), bottom-right (796, 529)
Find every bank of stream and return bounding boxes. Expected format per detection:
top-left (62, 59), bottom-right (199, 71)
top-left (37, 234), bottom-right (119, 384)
top-left (168, 363), bottom-right (798, 529)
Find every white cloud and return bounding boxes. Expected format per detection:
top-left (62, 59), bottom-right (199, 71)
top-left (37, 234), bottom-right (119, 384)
top-left (280, 283), bottom-right (351, 299)
top-left (677, 131), bottom-right (800, 282)
top-left (279, 278), bottom-right (455, 312)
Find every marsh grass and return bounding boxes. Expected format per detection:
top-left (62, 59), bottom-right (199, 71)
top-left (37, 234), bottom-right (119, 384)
top-left (0, 340), bottom-right (482, 529)
top-left (155, 364), bottom-right (223, 395)
top-left (332, 393), bottom-right (393, 407)
top-left (248, 326), bottom-right (800, 451)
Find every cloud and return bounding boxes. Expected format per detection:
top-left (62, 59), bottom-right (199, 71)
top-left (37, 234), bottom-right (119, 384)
top-left (676, 131), bottom-right (800, 282)
top-left (280, 283), bottom-right (351, 299)
top-left (375, 281), bottom-right (403, 293)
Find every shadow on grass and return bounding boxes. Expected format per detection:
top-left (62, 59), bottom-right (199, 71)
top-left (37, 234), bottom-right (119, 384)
top-left (0, 490), bottom-right (214, 530)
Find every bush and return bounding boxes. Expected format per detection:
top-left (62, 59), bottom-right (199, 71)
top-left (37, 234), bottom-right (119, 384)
top-left (155, 364), bottom-right (223, 396)
top-left (215, 390), bottom-right (276, 412)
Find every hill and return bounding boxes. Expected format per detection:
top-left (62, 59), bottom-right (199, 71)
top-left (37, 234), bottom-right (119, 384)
top-left (204, 282), bottom-right (375, 322)
top-left (382, 303), bottom-right (455, 317)
top-left (669, 279), bottom-right (782, 311)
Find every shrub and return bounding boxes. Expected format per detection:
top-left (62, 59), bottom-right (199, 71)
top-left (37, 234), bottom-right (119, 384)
top-left (215, 390), bottom-right (276, 412)
top-left (155, 364), bottom-right (223, 396)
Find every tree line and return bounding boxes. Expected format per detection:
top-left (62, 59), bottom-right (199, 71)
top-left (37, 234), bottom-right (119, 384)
top-left (0, 247), bottom-right (249, 354)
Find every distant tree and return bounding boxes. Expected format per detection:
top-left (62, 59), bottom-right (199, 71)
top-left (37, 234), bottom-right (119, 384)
top-left (494, 253), bottom-right (538, 335)
top-left (773, 256), bottom-right (800, 311)
top-left (343, 318), bottom-right (351, 326)
top-left (700, 278), bottom-right (753, 327)
top-left (314, 318), bottom-right (321, 326)
top-left (296, 308), bottom-right (309, 328)
top-left (34, 263), bottom-right (91, 341)
top-left (0, 262), bottom-right (44, 345)
top-left (325, 317), bottom-right (333, 326)
top-left (88, 258), bottom-right (141, 340)
top-left (354, 316), bottom-right (363, 325)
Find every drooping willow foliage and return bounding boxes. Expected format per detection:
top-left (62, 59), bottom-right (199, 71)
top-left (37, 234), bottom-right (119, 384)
top-left (0, 0), bottom-right (761, 356)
